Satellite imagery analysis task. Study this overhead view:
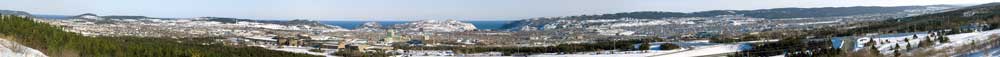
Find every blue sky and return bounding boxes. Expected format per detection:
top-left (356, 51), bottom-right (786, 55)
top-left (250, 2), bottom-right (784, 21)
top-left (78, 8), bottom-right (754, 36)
top-left (1, 0), bottom-right (997, 21)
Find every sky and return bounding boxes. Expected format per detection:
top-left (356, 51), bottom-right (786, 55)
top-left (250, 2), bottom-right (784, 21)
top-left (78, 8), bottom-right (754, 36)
top-left (1, 0), bottom-right (998, 21)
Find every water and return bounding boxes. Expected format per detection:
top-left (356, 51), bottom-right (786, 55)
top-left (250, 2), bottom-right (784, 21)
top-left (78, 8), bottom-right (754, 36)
top-left (319, 21), bottom-right (514, 29)
top-left (31, 14), bottom-right (72, 19)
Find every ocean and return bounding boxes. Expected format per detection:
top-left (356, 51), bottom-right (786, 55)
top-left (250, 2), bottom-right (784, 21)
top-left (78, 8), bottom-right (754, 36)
top-left (319, 21), bottom-right (514, 29)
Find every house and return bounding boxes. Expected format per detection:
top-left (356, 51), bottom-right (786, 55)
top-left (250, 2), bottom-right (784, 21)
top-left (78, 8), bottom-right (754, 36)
top-left (275, 34), bottom-right (309, 47)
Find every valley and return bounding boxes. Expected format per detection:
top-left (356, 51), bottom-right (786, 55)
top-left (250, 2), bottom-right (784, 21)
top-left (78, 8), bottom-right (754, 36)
top-left (1, 1), bottom-right (1000, 57)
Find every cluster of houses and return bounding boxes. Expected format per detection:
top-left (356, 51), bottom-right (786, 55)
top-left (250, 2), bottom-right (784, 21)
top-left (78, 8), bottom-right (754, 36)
top-left (221, 30), bottom-right (432, 52)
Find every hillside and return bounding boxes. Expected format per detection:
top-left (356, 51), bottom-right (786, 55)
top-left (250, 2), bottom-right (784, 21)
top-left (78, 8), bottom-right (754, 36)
top-left (0, 15), bottom-right (321, 57)
top-left (556, 6), bottom-right (937, 19)
top-left (499, 5), bottom-right (958, 29)
top-left (727, 2), bottom-right (1000, 57)
top-left (0, 10), bottom-right (30, 16)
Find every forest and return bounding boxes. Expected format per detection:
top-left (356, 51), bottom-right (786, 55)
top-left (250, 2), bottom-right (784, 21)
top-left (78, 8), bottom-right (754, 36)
top-left (0, 15), bottom-right (320, 57)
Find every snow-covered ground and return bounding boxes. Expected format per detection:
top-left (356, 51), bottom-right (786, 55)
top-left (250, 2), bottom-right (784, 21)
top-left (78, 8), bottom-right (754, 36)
top-left (526, 40), bottom-right (755, 57)
top-left (938, 29), bottom-right (1000, 57)
top-left (933, 30), bottom-right (1000, 50)
top-left (960, 45), bottom-right (1000, 57)
top-left (528, 49), bottom-right (688, 57)
top-left (852, 32), bottom-right (930, 52)
top-left (853, 29), bottom-right (1000, 56)
top-left (267, 47), bottom-right (337, 57)
top-left (796, 19), bottom-right (841, 25)
top-left (651, 44), bottom-right (743, 57)
top-left (392, 19), bottom-right (477, 32)
top-left (0, 38), bottom-right (47, 57)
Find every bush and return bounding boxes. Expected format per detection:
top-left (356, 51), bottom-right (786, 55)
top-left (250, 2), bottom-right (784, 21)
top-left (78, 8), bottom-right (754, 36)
top-left (639, 43), bottom-right (651, 50)
top-left (309, 49), bottom-right (325, 52)
top-left (710, 38), bottom-right (743, 43)
top-left (659, 43), bottom-right (680, 50)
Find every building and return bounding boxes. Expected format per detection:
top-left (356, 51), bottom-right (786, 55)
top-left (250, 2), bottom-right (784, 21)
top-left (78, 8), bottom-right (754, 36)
top-left (275, 34), bottom-right (309, 47)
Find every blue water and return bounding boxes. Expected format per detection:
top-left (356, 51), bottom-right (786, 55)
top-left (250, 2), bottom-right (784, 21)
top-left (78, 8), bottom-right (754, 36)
top-left (31, 14), bottom-right (73, 19)
top-left (319, 21), bottom-right (514, 29)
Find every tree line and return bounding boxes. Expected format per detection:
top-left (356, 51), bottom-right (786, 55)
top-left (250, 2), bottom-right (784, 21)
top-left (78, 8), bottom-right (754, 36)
top-left (0, 15), bottom-right (320, 57)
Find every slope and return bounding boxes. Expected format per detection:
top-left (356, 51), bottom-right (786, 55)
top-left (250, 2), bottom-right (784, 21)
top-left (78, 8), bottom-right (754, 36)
top-left (0, 15), bottom-right (321, 57)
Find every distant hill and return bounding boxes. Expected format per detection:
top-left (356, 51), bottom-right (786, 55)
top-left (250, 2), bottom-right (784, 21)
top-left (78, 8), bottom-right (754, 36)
top-left (0, 10), bottom-right (30, 16)
top-left (100, 15), bottom-right (152, 19)
top-left (197, 17), bottom-right (345, 29)
top-left (553, 6), bottom-right (952, 20)
top-left (499, 5), bottom-right (964, 31)
top-left (842, 2), bottom-right (1000, 34)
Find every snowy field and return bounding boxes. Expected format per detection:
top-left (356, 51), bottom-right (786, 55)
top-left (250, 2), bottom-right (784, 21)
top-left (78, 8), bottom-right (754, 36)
top-left (852, 32), bottom-right (930, 52)
top-left (854, 29), bottom-right (1000, 56)
top-left (527, 40), bottom-right (755, 57)
top-left (528, 49), bottom-right (688, 57)
top-left (266, 46), bottom-right (337, 57)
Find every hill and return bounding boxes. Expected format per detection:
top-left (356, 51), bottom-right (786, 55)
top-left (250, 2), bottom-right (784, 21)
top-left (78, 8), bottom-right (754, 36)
top-left (0, 15), bottom-right (321, 57)
top-left (728, 2), bottom-right (1000, 57)
top-left (0, 10), bottom-right (30, 16)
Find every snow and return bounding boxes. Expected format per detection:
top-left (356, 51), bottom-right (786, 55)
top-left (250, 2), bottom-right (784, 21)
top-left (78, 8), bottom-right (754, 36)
top-left (652, 44), bottom-right (743, 57)
top-left (0, 38), bottom-right (47, 57)
top-left (525, 40), bottom-right (752, 57)
top-left (796, 19), bottom-right (841, 25)
top-left (267, 47), bottom-right (337, 57)
top-left (960, 45), bottom-right (1000, 57)
top-left (392, 19), bottom-right (477, 32)
top-left (400, 50), bottom-right (458, 56)
top-left (584, 19), bottom-right (620, 23)
top-left (933, 30), bottom-right (1000, 49)
top-left (527, 49), bottom-right (687, 57)
top-left (851, 29), bottom-right (1000, 55)
top-left (602, 20), bottom-right (691, 27)
top-left (852, 32), bottom-right (929, 52)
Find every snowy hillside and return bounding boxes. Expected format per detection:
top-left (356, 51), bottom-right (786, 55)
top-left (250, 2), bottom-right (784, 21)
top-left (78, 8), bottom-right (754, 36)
top-left (853, 29), bottom-right (1000, 56)
top-left (392, 19), bottom-right (477, 32)
top-left (355, 22), bottom-right (383, 31)
top-left (523, 40), bottom-right (757, 57)
top-left (0, 38), bottom-right (47, 57)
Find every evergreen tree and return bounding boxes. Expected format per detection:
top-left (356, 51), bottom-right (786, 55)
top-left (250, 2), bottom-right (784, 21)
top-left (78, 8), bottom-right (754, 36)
top-left (0, 15), bottom-right (321, 57)
top-left (893, 44), bottom-right (900, 50)
top-left (918, 37), bottom-right (934, 48)
top-left (937, 37), bottom-right (950, 43)
top-left (866, 39), bottom-right (876, 47)
top-left (659, 43), bottom-right (680, 50)
top-left (904, 38), bottom-right (910, 42)
top-left (869, 46), bottom-right (882, 56)
top-left (639, 42), bottom-right (651, 50)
